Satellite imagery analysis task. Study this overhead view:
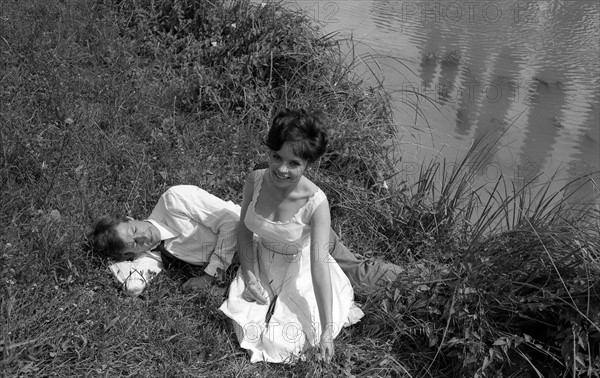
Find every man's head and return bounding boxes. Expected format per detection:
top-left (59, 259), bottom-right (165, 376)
top-left (88, 215), bottom-right (161, 261)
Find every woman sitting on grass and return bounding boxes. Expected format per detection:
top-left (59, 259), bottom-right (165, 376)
top-left (219, 108), bottom-right (363, 363)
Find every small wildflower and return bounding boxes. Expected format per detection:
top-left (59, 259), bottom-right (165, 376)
top-left (211, 41), bottom-right (218, 47)
top-left (50, 209), bottom-right (61, 221)
top-left (231, 23), bottom-right (236, 29)
top-left (75, 164), bottom-right (84, 175)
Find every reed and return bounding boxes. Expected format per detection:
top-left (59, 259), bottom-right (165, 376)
top-left (359, 135), bottom-right (599, 376)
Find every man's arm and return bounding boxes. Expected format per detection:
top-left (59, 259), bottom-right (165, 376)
top-left (204, 206), bottom-right (239, 277)
top-left (158, 186), bottom-right (240, 276)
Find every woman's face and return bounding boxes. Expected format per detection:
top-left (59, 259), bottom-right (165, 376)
top-left (268, 142), bottom-right (309, 188)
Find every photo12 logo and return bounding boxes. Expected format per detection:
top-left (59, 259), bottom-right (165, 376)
top-left (399, 1), bottom-right (540, 24)
top-left (397, 160), bottom-right (543, 186)
top-left (281, 1), bottom-right (340, 24)
top-left (276, 1), bottom-right (542, 26)
top-left (399, 80), bottom-right (545, 105)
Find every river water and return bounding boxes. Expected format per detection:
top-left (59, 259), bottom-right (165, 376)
top-left (279, 0), bottom-right (599, 206)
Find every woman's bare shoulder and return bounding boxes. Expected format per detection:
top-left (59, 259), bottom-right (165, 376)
top-left (298, 176), bottom-right (322, 198)
top-left (246, 168), bottom-right (264, 185)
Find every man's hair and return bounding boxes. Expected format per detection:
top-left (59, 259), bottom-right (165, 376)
top-left (265, 108), bottom-right (328, 163)
top-left (86, 214), bottom-right (133, 261)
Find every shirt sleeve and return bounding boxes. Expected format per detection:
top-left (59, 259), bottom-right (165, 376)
top-left (203, 209), bottom-right (239, 277)
top-left (161, 186), bottom-right (240, 277)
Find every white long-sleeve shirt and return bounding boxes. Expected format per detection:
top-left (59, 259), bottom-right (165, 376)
top-left (148, 185), bottom-right (241, 276)
top-left (109, 186), bottom-right (242, 296)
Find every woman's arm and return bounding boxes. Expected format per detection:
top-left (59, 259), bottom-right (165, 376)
top-left (238, 170), bottom-right (268, 304)
top-left (310, 196), bottom-right (334, 360)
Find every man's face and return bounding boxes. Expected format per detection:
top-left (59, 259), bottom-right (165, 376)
top-left (114, 220), bottom-right (161, 254)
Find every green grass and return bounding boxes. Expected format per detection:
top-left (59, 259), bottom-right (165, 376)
top-left (1, 0), bottom-right (598, 376)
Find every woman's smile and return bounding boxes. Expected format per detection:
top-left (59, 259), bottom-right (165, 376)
top-left (273, 171), bottom-right (289, 181)
top-left (268, 142), bottom-right (309, 187)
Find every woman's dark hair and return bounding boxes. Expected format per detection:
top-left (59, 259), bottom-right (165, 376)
top-left (265, 108), bottom-right (328, 163)
top-left (86, 214), bottom-right (133, 261)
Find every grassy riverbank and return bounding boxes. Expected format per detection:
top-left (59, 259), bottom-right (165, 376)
top-left (1, 0), bottom-right (598, 376)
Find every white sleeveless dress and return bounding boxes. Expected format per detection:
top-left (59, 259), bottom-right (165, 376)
top-left (219, 169), bottom-right (364, 363)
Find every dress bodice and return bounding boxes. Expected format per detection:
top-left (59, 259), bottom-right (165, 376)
top-left (244, 169), bottom-right (326, 254)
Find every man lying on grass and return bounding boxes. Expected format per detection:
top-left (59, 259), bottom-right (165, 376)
top-left (87, 185), bottom-right (402, 296)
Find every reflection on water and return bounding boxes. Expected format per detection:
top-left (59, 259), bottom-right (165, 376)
top-left (279, 0), bottom-right (599, 206)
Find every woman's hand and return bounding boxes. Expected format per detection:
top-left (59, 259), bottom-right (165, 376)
top-left (241, 276), bottom-right (269, 305)
top-left (318, 327), bottom-right (334, 362)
